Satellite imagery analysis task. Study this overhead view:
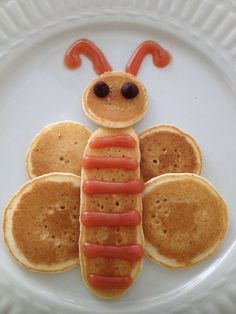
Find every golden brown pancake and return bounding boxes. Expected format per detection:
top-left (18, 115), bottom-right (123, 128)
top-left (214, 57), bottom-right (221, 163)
top-left (82, 71), bottom-right (148, 128)
top-left (3, 173), bottom-right (80, 272)
top-left (80, 127), bottom-right (144, 299)
top-left (26, 121), bottom-right (91, 179)
top-left (139, 125), bottom-right (202, 182)
top-left (143, 173), bottom-right (228, 268)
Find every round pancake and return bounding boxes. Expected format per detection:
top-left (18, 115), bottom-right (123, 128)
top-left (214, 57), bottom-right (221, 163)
top-left (139, 125), bottom-right (202, 182)
top-left (26, 121), bottom-right (91, 179)
top-left (82, 71), bottom-right (148, 128)
top-left (3, 173), bottom-right (80, 272)
top-left (143, 173), bottom-right (228, 268)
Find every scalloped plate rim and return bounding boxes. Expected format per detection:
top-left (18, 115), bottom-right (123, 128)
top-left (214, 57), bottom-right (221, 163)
top-left (1, 0), bottom-right (236, 313)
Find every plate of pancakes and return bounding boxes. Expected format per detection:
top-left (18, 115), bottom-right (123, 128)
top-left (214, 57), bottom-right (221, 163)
top-left (1, 0), bottom-right (236, 313)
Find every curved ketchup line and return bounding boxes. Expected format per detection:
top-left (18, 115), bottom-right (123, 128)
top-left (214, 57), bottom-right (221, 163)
top-left (125, 40), bottom-right (171, 76)
top-left (64, 38), bottom-right (112, 74)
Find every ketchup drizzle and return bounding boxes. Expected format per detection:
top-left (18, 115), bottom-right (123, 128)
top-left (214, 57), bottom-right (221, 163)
top-left (83, 243), bottom-right (144, 261)
top-left (89, 135), bottom-right (136, 149)
top-left (81, 210), bottom-right (141, 227)
top-left (64, 38), bottom-right (112, 74)
top-left (125, 40), bottom-right (171, 76)
top-left (83, 179), bottom-right (144, 195)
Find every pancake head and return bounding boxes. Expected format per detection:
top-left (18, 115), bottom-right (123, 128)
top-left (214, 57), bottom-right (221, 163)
top-left (3, 173), bottom-right (80, 272)
top-left (26, 121), bottom-right (91, 179)
top-left (139, 125), bottom-right (202, 182)
top-left (82, 71), bottom-right (148, 128)
top-left (143, 173), bottom-right (228, 268)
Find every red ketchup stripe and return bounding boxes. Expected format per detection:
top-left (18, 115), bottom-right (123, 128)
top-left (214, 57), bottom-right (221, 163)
top-left (83, 243), bottom-right (144, 261)
top-left (83, 179), bottom-right (144, 195)
top-left (81, 210), bottom-right (141, 227)
top-left (89, 135), bottom-right (136, 148)
top-left (82, 155), bottom-right (138, 170)
top-left (88, 274), bottom-right (132, 289)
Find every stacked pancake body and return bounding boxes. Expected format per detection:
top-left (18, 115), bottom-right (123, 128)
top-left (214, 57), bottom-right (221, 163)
top-left (139, 125), bottom-right (202, 181)
top-left (80, 127), bottom-right (144, 298)
top-left (26, 121), bottom-right (91, 178)
top-left (3, 173), bottom-right (80, 272)
top-left (143, 173), bottom-right (228, 268)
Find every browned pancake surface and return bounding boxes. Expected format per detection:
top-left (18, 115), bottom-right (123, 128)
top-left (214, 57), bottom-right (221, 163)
top-left (12, 181), bottom-right (80, 265)
top-left (143, 174), bottom-right (228, 267)
top-left (87, 258), bottom-right (131, 277)
top-left (84, 194), bottom-right (139, 213)
top-left (83, 72), bottom-right (147, 128)
top-left (139, 125), bottom-right (202, 181)
top-left (3, 173), bottom-right (81, 272)
top-left (80, 127), bottom-right (144, 298)
top-left (27, 121), bottom-right (91, 178)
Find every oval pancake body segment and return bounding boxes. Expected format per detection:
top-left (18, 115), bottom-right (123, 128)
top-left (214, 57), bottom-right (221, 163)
top-left (80, 127), bottom-right (144, 299)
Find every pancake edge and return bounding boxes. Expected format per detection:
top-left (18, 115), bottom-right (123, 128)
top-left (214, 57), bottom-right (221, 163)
top-left (143, 173), bottom-right (228, 269)
top-left (139, 124), bottom-right (203, 175)
top-left (82, 71), bottom-right (148, 128)
top-left (3, 172), bottom-right (81, 273)
top-left (25, 120), bottom-right (91, 179)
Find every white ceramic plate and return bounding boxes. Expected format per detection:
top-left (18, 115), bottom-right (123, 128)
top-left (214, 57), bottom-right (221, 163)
top-left (1, 0), bottom-right (236, 313)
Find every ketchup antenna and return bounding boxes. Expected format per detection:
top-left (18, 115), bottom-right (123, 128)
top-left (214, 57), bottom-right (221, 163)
top-left (64, 39), bottom-right (170, 77)
top-left (64, 38), bottom-right (112, 75)
top-left (125, 40), bottom-right (171, 76)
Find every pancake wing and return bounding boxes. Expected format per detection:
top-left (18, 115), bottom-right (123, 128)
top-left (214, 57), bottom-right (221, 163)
top-left (80, 127), bottom-right (144, 299)
top-left (3, 173), bottom-right (80, 272)
top-left (139, 124), bottom-right (202, 182)
top-left (142, 173), bottom-right (228, 268)
top-left (26, 121), bottom-right (91, 178)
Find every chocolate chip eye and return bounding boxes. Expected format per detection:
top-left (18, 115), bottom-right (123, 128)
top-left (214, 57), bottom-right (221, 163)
top-left (93, 81), bottom-right (109, 98)
top-left (121, 82), bottom-right (139, 99)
